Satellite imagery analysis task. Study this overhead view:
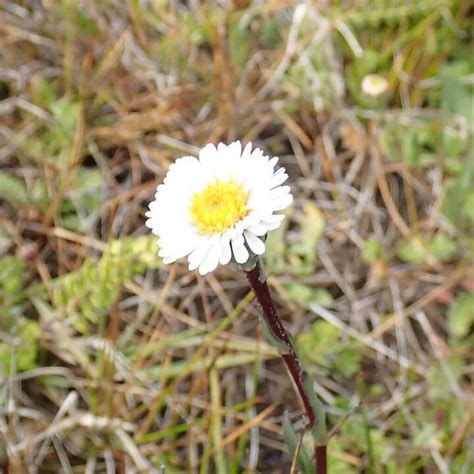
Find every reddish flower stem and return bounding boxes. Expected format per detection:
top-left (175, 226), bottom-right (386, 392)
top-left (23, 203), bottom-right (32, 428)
top-left (316, 445), bottom-right (327, 474)
top-left (245, 261), bottom-right (327, 474)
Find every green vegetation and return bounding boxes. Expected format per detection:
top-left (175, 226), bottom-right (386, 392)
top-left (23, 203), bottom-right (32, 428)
top-left (0, 0), bottom-right (472, 472)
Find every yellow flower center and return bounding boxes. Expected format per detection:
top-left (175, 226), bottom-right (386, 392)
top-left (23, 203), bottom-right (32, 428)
top-left (190, 179), bottom-right (249, 235)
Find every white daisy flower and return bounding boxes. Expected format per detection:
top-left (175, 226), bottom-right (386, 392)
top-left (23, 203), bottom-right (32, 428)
top-left (145, 141), bottom-right (293, 275)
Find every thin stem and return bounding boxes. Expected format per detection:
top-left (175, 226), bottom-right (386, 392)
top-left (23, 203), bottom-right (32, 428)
top-left (316, 445), bottom-right (327, 474)
top-left (245, 260), bottom-right (327, 474)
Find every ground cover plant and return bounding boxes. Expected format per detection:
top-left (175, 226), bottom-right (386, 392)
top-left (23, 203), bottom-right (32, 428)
top-left (0, 0), bottom-right (473, 472)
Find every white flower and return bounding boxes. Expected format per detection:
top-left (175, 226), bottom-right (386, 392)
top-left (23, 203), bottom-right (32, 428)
top-left (145, 141), bottom-right (293, 275)
top-left (361, 74), bottom-right (389, 97)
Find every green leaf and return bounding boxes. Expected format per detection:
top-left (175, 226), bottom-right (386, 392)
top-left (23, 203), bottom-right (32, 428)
top-left (379, 120), bottom-right (463, 170)
top-left (462, 190), bottom-right (474, 224)
top-left (286, 284), bottom-right (334, 309)
top-left (0, 256), bottom-right (25, 298)
top-left (286, 283), bottom-right (313, 303)
top-left (258, 314), bottom-right (290, 354)
top-left (77, 8), bottom-right (99, 35)
top-left (303, 375), bottom-right (327, 442)
top-left (328, 438), bottom-right (356, 473)
top-left (439, 63), bottom-right (474, 131)
top-left (50, 236), bottom-right (160, 334)
top-left (0, 171), bottom-right (29, 207)
top-left (61, 167), bottom-right (105, 231)
top-left (428, 234), bottom-right (458, 261)
top-left (290, 201), bottom-right (325, 264)
top-left (310, 288), bottom-right (334, 307)
top-left (228, 19), bottom-right (251, 67)
top-left (17, 321), bottom-right (41, 371)
top-left (442, 126), bottom-right (466, 161)
top-left (298, 321), bottom-right (340, 366)
top-left (448, 293), bottom-right (474, 338)
top-left (259, 18), bottom-right (282, 49)
top-left (306, 321), bottom-right (339, 347)
top-left (401, 129), bottom-right (419, 166)
top-left (362, 238), bottom-right (382, 264)
top-left (427, 357), bottom-right (463, 401)
top-left (264, 209), bottom-right (289, 273)
top-left (397, 236), bottom-right (426, 264)
top-left (336, 348), bottom-right (362, 377)
top-left (50, 95), bottom-right (80, 137)
top-left (370, 429), bottom-right (394, 463)
top-left (282, 414), bottom-right (314, 474)
top-left (413, 423), bottom-right (441, 449)
top-left (397, 233), bottom-right (458, 264)
top-left (342, 417), bottom-right (366, 441)
top-left (0, 345), bottom-right (11, 375)
top-left (31, 77), bottom-right (57, 109)
top-left (0, 320), bottom-right (40, 374)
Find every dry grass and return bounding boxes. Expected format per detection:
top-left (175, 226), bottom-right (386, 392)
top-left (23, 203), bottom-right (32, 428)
top-left (0, 1), bottom-right (473, 472)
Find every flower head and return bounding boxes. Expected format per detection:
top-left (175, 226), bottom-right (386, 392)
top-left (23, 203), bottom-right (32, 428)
top-left (145, 141), bottom-right (292, 275)
top-left (361, 74), bottom-right (389, 97)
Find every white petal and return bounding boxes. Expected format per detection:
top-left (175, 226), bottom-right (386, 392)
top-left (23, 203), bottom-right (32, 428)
top-left (271, 169), bottom-right (288, 188)
top-left (231, 235), bottom-right (249, 264)
top-left (244, 231), bottom-right (266, 255)
top-left (145, 218), bottom-right (156, 232)
top-left (188, 240), bottom-right (212, 271)
top-left (217, 142), bottom-right (228, 153)
top-left (270, 185), bottom-right (291, 200)
top-left (248, 224), bottom-right (268, 236)
top-left (160, 242), bottom-right (195, 262)
top-left (266, 214), bottom-right (286, 224)
top-left (260, 214), bottom-right (286, 231)
top-left (199, 245), bottom-right (220, 275)
top-left (224, 140), bottom-right (242, 160)
top-left (241, 142), bottom-right (253, 159)
top-left (272, 193), bottom-right (293, 211)
top-left (219, 234), bottom-right (232, 265)
top-left (164, 156), bottom-right (203, 188)
top-left (269, 157), bottom-right (279, 168)
top-left (199, 143), bottom-right (218, 167)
